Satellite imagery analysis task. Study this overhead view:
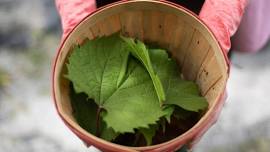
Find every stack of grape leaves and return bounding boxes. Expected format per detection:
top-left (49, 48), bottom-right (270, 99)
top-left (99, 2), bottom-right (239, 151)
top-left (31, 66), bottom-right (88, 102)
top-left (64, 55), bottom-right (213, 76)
top-left (66, 33), bottom-right (208, 146)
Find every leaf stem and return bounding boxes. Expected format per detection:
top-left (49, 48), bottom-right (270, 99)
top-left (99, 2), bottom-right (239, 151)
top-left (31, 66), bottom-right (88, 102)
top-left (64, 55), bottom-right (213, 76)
top-left (96, 106), bottom-right (102, 137)
top-left (120, 36), bottom-right (166, 105)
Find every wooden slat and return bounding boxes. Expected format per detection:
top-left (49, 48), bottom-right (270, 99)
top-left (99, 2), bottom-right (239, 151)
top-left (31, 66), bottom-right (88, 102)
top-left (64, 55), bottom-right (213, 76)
top-left (60, 79), bottom-right (73, 117)
top-left (90, 21), bottom-right (105, 37)
top-left (142, 11), bottom-right (165, 43)
top-left (173, 22), bottom-right (195, 67)
top-left (102, 14), bottom-right (121, 36)
top-left (196, 56), bottom-right (223, 96)
top-left (205, 78), bottom-right (225, 106)
top-left (90, 15), bottom-right (121, 38)
top-left (86, 28), bottom-right (95, 40)
top-left (181, 30), bottom-right (210, 81)
top-left (76, 26), bottom-right (94, 44)
top-left (161, 14), bottom-right (179, 50)
top-left (196, 47), bottom-right (215, 81)
top-left (119, 11), bottom-right (143, 39)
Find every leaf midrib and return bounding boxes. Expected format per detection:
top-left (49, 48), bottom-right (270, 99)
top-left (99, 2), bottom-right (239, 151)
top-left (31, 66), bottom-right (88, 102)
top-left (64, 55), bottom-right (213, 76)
top-left (99, 58), bottom-right (109, 105)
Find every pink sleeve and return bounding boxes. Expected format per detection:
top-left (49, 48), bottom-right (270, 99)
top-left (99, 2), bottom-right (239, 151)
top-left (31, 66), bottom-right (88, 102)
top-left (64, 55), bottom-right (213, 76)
top-left (56, 0), bottom-right (248, 53)
top-left (199, 0), bottom-right (248, 52)
top-left (55, 0), bottom-right (96, 39)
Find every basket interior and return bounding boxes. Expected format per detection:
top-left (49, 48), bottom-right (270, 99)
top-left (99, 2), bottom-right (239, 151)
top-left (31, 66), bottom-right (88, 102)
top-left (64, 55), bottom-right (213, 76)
top-left (53, 1), bottom-right (228, 144)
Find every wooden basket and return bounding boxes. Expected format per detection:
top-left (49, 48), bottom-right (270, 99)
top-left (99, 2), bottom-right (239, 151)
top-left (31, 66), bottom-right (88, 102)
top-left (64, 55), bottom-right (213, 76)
top-left (52, 1), bottom-right (229, 151)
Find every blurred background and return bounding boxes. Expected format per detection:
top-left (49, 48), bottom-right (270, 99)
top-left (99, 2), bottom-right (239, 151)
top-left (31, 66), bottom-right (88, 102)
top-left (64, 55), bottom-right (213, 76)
top-left (0, 0), bottom-right (270, 152)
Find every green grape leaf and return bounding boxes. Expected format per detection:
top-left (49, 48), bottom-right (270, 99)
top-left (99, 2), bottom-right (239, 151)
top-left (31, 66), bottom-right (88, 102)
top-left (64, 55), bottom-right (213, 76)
top-left (67, 35), bottom-right (167, 134)
top-left (163, 105), bottom-right (174, 123)
top-left (69, 84), bottom-right (118, 141)
top-left (69, 84), bottom-right (98, 134)
top-left (121, 36), bottom-right (166, 105)
top-left (139, 124), bottom-right (158, 146)
top-left (66, 34), bottom-right (130, 105)
top-left (149, 49), bottom-right (208, 112)
top-left (100, 126), bottom-right (118, 141)
top-left (102, 59), bottom-right (167, 133)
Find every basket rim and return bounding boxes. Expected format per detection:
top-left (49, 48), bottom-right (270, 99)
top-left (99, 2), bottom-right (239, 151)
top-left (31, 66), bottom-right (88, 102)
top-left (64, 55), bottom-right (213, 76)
top-left (52, 0), bottom-right (230, 151)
